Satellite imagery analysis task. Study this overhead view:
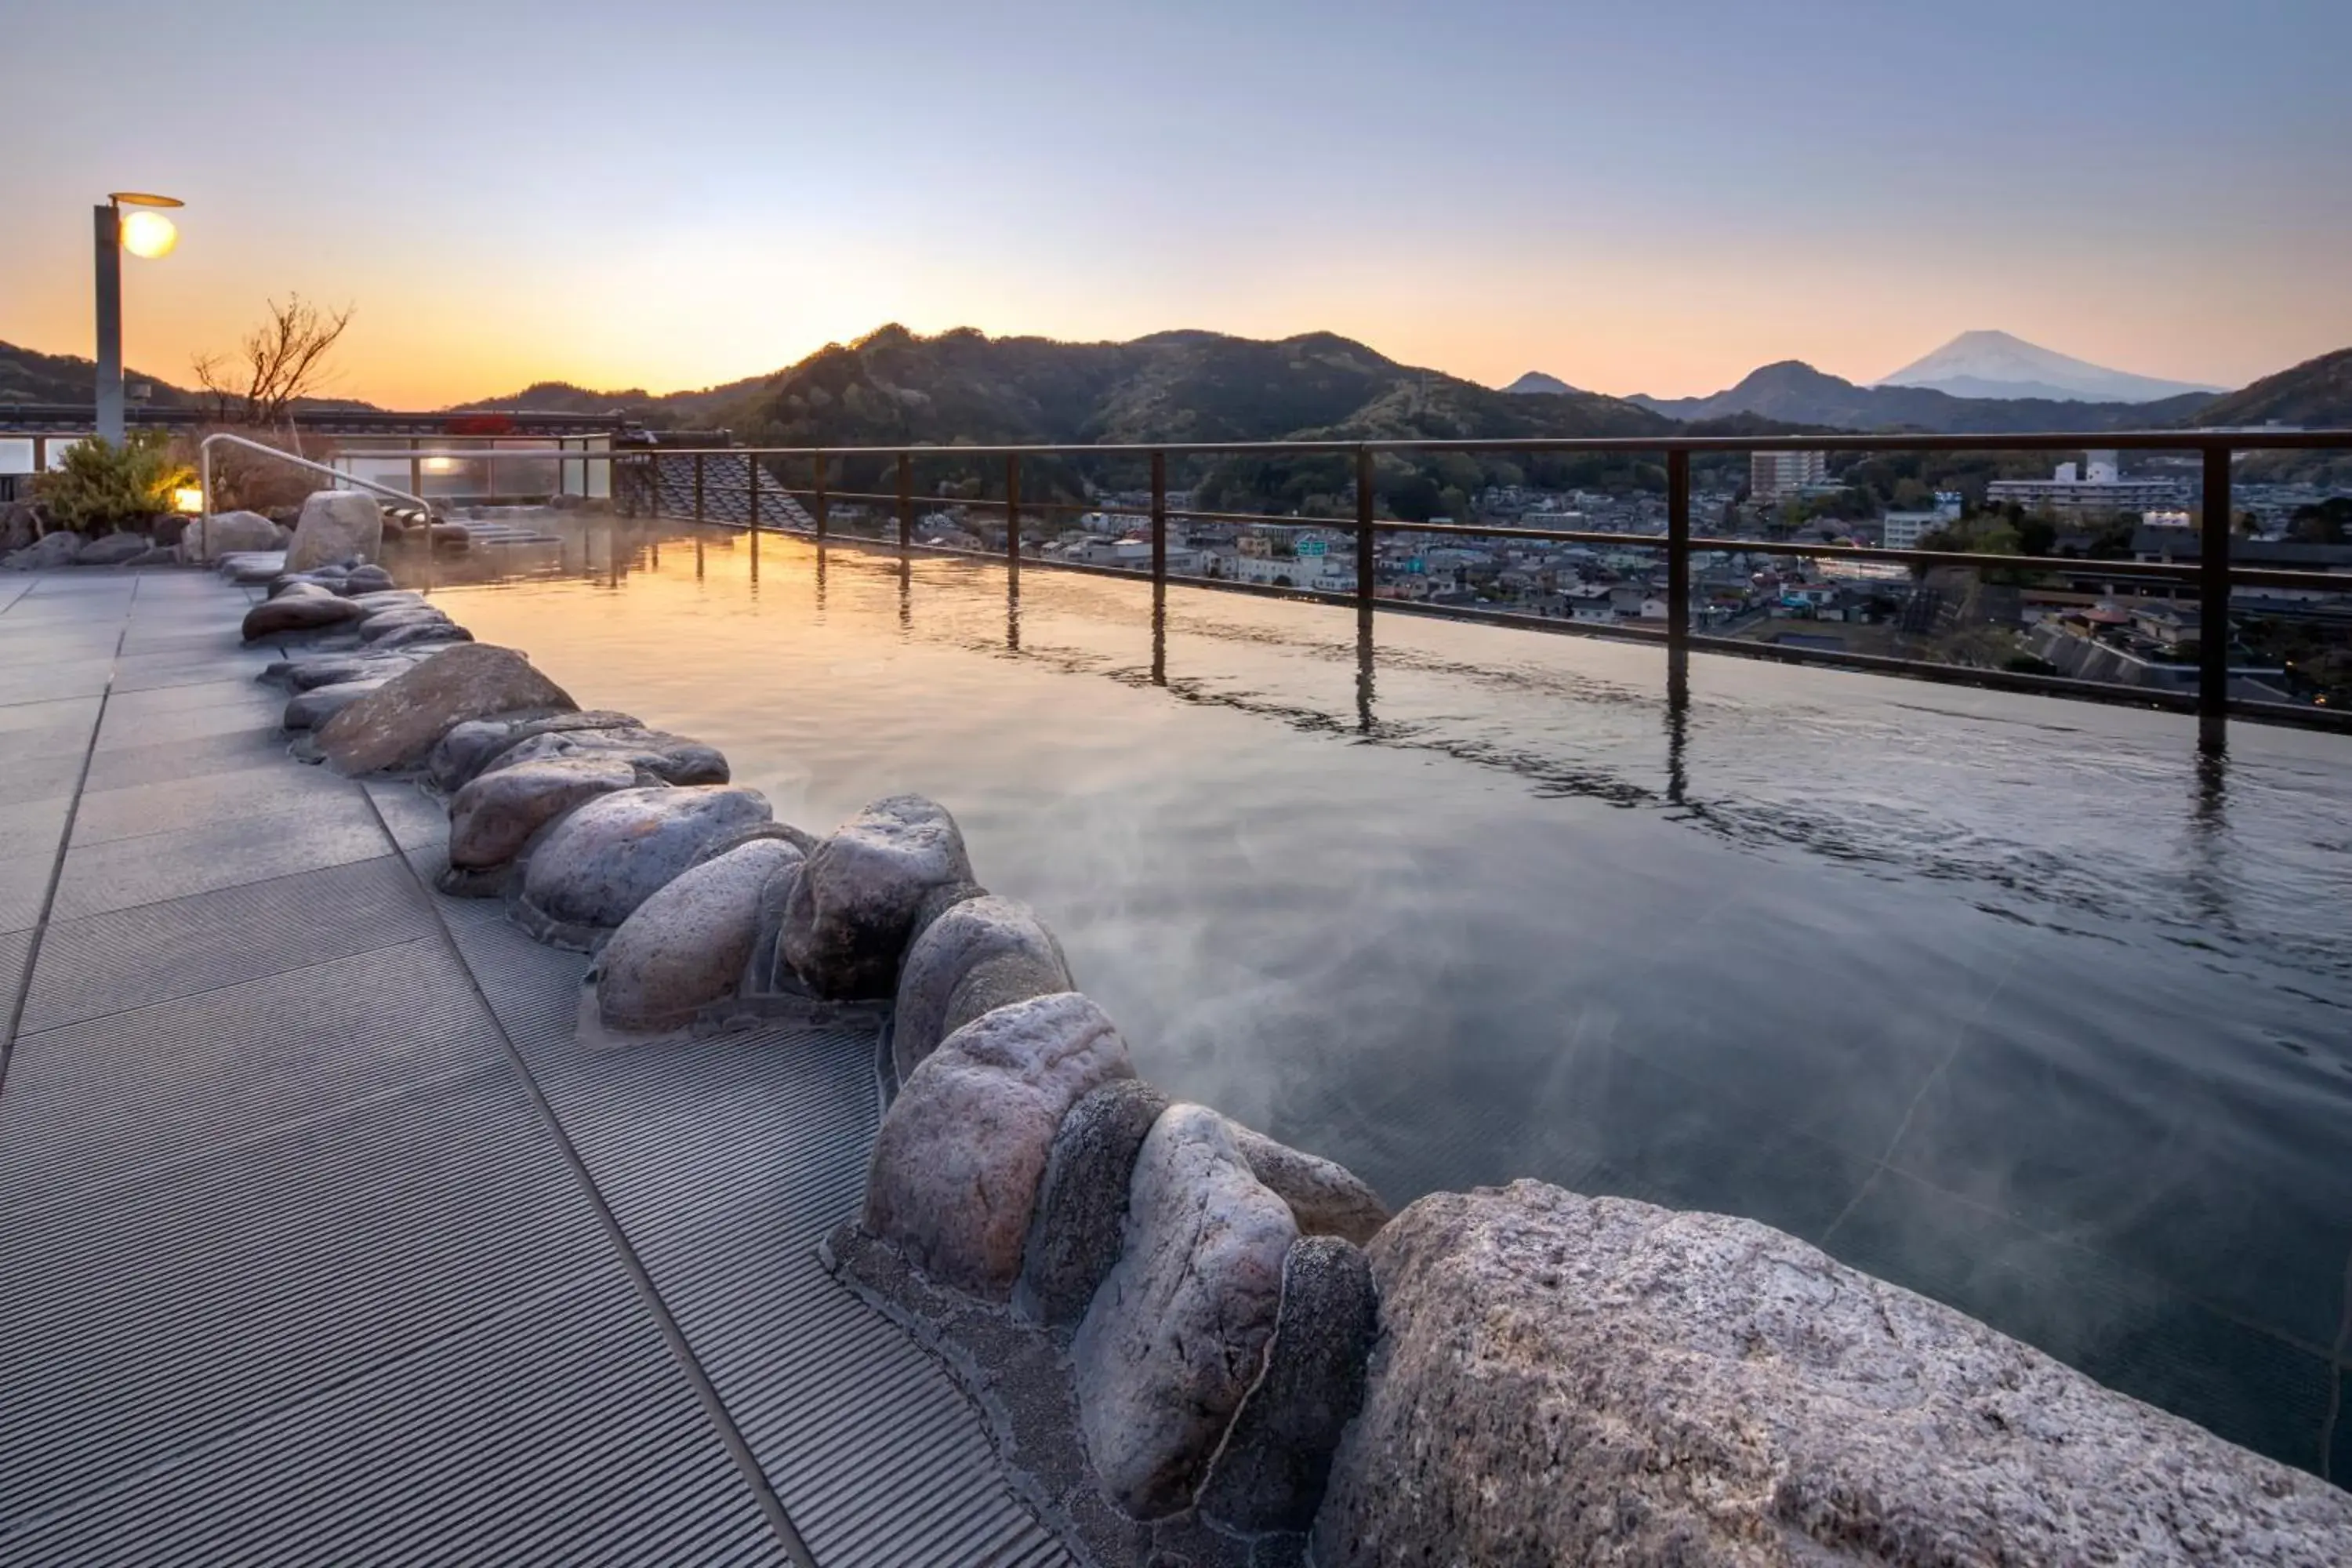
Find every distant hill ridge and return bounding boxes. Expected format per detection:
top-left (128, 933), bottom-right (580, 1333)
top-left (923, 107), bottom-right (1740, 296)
top-left (10, 329), bottom-right (2350, 442)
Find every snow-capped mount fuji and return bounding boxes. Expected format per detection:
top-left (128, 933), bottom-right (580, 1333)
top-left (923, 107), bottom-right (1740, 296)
top-left (1875, 330), bottom-right (2221, 405)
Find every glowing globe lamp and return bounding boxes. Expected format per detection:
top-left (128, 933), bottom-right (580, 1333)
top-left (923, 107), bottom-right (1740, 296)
top-left (120, 209), bottom-right (178, 259)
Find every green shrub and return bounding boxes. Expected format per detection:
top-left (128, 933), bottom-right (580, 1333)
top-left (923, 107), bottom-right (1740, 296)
top-left (31, 431), bottom-right (195, 535)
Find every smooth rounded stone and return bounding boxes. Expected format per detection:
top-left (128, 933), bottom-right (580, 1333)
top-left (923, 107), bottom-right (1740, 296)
top-left (283, 679), bottom-right (387, 731)
top-left (75, 532), bottom-right (152, 566)
top-left (220, 550), bottom-right (289, 584)
top-left (595, 838), bottom-right (804, 1032)
top-left (781, 795), bottom-right (975, 1000)
top-left (519, 785), bottom-right (776, 935)
top-left (285, 490), bottom-right (383, 572)
top-left (5, 532), bottom-right (85, 570)
top-left (344, 590), bottom-right (429, 615)
top-left (181, 511), bottom-right (277, 561)
top-left (355, 607), bottom-right (456, 643)
top-left (1196, 1235), bottom-right (1377, 1533)
top-left (861, 992), bottom-right (1137, 1300)
top-left (1072, 1102), bottom-right (1298, 1520)
top-left (479, 727), bottom-right (728, 787)
top-left (446, 755), bottom-right (645, 869)
top-left (1230, 1126), bottom-right (1390, 1247)
top-left (242, 592), bottom-right (366, 641)
top-left (345, 564), bottom-right (396, 593)
top-left (1314, 1182), bottom-right (2352, 1567)
top-left (271, 651), bottom-right (434, 691)
top-left (430, 521), bottom-right (471, 548)
top-left (891, 894), bottom-right (1075, 1084)
top-left (426, 708), bottom-right (640, 794)
top-left (367, 619), bottom-right (474, 651)
top-left (317, 644), bottom-right (575, 776)
top-left (1014, 1078), bottom-right (1172, 1327)
top-left (270, 568), bottom-right (348, 596)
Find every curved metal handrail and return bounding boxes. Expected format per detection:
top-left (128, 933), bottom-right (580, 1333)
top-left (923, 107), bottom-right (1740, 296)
top-left (198, 431), bottom-right (439, 590)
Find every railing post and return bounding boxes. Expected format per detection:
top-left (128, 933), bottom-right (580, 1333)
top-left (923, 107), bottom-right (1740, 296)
top-left (1005, 453), bottom-right (1021, 579)
top-left (1667, 447), bottom-right (1691, 673)
top-left (692, 452), bottom-right (706, 524)
top-left (897, 452), bottom-right (913, 551)
top-left (1355, 446), bottom-right (1375, 613)
top-left (2198, 444), bottom-right (2231, 753)
top-left (747, 451), bottom-right (760, 531)
top-left (408, 439), bottom-right (422, 504)
top-left (812, 450), bottom-right (827, 543)
top-left (1151, 450), bottom-right (1167, 591)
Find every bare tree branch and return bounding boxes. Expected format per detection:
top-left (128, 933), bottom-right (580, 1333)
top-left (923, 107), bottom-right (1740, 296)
top-left (190, 296), bottom-right (355, 427)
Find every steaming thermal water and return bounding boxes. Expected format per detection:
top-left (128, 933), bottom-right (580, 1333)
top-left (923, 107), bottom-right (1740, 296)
top-left (437, 520), bottom-right (2352, 1480)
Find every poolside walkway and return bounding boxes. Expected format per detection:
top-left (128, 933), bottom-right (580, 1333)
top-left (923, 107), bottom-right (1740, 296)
top-left (0, 568), bottom-right (1071, 1566)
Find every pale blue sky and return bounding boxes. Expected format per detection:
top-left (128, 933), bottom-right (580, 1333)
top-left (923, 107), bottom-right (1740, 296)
top-left (8, 0), bottom-right (2347, 404)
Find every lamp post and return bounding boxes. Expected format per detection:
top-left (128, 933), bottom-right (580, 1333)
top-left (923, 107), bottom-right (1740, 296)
top-left (93, 191), bottom-right (183, 445)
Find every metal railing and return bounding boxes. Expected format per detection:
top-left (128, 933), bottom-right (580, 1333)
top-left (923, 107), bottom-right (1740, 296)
top-left (378, 430), bottom-right (2352, 748)
top-left (198, 432), bottom-right (442, 590)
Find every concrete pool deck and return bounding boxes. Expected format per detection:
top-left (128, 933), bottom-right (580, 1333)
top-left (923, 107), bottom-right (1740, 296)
top-left (0, 568), bottom-right (1073, 1566)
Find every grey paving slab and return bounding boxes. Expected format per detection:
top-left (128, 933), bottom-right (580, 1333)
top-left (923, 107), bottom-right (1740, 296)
top-left (49, 790), bottom-right (390, 920)
top-left (0, 660), bottom-right (117, 707)
top-left (0, 749), bottom-right (90, 810)
top-left (80, 724), bottom-right (291, 793)
top-left (1, 939), bottom-right (502, 1211)
top-left (71, 755), bottom-right (354, 846)
top-left (0, 720), bottom-right (100, 763)
top-left (0, 695), bottom-right (100, 736)
top-left (0, 799), bottom-right (71, 936)
top-left (362, 776), bottom-right (452, 851)
top-left (111, 648), bottom-right (280, 693)
top-left (18, 854), bottom-right (441, 1034)
top-left (101, 676), bottom-right (281, 722)
top-left (93, 692), bottom-right (281, 751)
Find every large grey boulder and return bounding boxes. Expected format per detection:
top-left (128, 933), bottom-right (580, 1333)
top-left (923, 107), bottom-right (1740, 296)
top-left (243, 589), bottom-right (366, 641)
top-left (480, 727), bottom-right (728, 787)
top-left (1072, 1103), bottom-right (1298, 1520)
top-left (426, 709), bottom-right (640, 794)
top-left (76, 532), bottom-right (152, 566)
top-left (182, 511), bottom-right (276, 562)
top-left (595, 838), bottom-right (803, 1032)
top-left (1231, 1127), bottom-right (1390, 1247)
top-left (1014, 1078), bottom-right (1171, 1327)
top-left (891, 894), bottom-right (1074, 1084)
top-left (4, 531), bottom-right (83, 571)
top-left (1315, 1181), bottom-right (2352, 1567)
top-left (316, 644), bottom-right (575, 775)
top-left (285, 490), bottom-right (383, 572)
top-left (446, 755), bottom-right (645, 870)
top-left (1196, 1234), bottom-right (1377, 1533)
top-left (780, 795), bottom-right (975, 1000)
top-left (861, 992), bottom-right (1135, 1300)
top-left (518, 784), bottom-right (777, 939)
top-left (283, 679), bottom-right (387, 731)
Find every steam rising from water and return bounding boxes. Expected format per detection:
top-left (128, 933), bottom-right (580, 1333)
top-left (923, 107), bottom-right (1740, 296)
top-left (441, 520), bottom-right (2352, 1478)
